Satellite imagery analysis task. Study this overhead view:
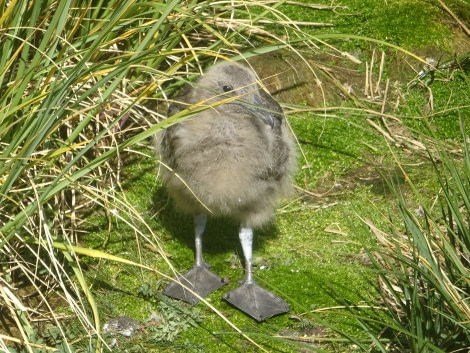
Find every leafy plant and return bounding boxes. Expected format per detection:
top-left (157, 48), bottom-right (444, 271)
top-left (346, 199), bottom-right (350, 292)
top-left (146, 301), bottom-right (204, 343)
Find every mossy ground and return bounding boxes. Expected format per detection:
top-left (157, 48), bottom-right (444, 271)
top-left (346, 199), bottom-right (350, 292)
top-left (79, 1), bottom-right (470, 352)
top-left (83, 117), bottom-right (460, 352)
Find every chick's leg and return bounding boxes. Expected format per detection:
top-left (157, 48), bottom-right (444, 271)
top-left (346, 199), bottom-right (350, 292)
top-left (223, 226), bottom-right (289, 321)
top-left (163, 213), bottom-right (227, 305)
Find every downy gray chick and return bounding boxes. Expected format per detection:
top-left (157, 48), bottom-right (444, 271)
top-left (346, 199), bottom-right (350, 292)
top-left (156, 62), bottom-right (297, 321)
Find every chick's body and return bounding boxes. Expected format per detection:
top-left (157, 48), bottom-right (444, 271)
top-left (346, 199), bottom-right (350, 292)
top-left (159, 63), bottom-right (295, 228)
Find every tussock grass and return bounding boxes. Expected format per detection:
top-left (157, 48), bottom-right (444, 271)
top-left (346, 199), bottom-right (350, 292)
top-left (0, 1), bottom-right (337, 351)
top-left (361, 119), bottom-right (470, 352)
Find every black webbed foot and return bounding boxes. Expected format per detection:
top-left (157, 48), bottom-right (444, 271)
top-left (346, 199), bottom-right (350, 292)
top-left (163, 266), bottom-right (227, 305)
top-left (223, 282), bottom-right (289, 321)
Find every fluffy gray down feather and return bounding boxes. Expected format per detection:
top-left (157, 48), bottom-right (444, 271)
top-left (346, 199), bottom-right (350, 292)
top-left (155, 62), bottom-right (297, 228)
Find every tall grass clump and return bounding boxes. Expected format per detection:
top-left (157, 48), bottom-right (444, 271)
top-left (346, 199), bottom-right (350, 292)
top-left (364, 120), bottom-right (470, 352)
top-left (0, 0), bottom-right (337, 351)
top-left (0, 2), bottom-right (170, 351)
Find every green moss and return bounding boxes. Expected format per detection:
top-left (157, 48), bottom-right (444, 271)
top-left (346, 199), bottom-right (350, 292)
top-left (81, 99), bottom-right (459, 351)
top-left (273, 0), bottom-right (454, 51)
top-left (341, 0), bottom-right (451, 48)
top-left (399, 72), bottom-right (470, 139)
top-left (80, 116), bottom-right (466, 352)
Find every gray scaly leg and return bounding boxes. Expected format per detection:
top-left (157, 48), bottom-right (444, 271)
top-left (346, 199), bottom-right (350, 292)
top-left (223, 227), bottom-right (289, 321)
top-left (163, 214), bottom-right (227, 305)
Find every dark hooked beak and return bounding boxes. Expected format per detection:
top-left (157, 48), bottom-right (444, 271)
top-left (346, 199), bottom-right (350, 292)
top-left (253, 95), bottom-right (275, 128)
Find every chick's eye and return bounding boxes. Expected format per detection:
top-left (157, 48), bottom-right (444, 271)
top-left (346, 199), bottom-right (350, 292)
top-left (222, 85), bottom-right (233, 92)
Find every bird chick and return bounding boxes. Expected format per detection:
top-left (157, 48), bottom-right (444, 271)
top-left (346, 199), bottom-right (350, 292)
top-left (156, 62), bottom-right (296, 321)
